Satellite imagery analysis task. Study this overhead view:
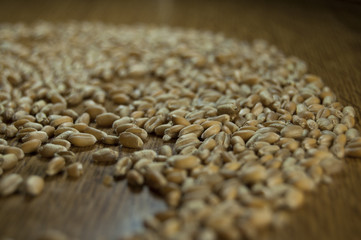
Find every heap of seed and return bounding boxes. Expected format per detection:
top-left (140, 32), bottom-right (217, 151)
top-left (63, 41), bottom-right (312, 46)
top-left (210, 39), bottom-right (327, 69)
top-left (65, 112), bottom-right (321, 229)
top-left (0, 22), bottom-right (360, 239)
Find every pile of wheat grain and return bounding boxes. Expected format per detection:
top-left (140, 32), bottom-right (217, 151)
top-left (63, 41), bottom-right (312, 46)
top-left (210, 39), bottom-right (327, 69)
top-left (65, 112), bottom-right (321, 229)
top-left (0, 22), bottom-right (360, 240)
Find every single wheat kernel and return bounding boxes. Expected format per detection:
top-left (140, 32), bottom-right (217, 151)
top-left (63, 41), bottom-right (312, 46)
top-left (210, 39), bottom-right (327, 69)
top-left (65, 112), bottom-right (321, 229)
top-left (5, 125), bottom-right (18, 138)
top-left (119, 132), bottom-right (144, 149)
top-left (201, 124), bottom-right (221, 139)
top-left (280, 125), bottom-right (304, 138)
top-left (25, 175), bottom-right (45, 196)
top-left (41, 125), bottom-right (56, 137)
top-left (114, 157), bottom-right (132, 177)
top-left (21, 139), bottom-right (42, 153)
top-left (68, 133), bottom-right (97, 147)
top-left (86, 105), bottom-right (106, 120)
top-left (127, 169), bottom-right (144, 186)
top-left (144, 167), bottom-right (167, 190)
top-left (46, 156), bottom-right (66, 176)
top-left (22, 131), bottom-right (49, 143)
top-left (284, 188), bottom-right (304, 209)
top-left (0, 173), bottom-right (23, 196)
top-left (66, 162), bottom-right (83, 178)
top-left (54, 127), bottom-right (78, 136)
top-left (171, 115), bottom-right (191, 126)
top-left (75, 112), bottom-right (90, 125)
top-left (102, 135), bottom-right (119, 145)
top-left (82, 127), bottom-right (107, 141)
top-left (50, 139), bottom-right (71, 150)
top-left (3, 146), bottom-right (24, 160)
top-left (125, 127), bottom-right (148, 141)
top-left (240, 165), bottom-right (267, 184)
top-left (168, 155), bottom-right (200, 169)
top-left (96, 112), bottom-right (120, 127)
top-left (50, 116), bottom-right (73, 127)
top-left (92, 148), bottom-right (119, 163)
top-left (159, 145), bottom-right (172, 157)
top-left (39, 144), bottom-right (67, 158)
top-left (23, 122), bottom-right (43, 130)
top-left (132, 150), bottom-right (157, 161)
top-left (0, 153), bottom-right (18, 171)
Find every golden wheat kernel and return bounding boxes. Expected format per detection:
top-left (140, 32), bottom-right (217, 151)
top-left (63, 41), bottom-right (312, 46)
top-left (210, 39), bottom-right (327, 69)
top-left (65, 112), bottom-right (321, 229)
top-left (61, 109), bottom-right (79, 120)
top-left (68, 133), bottom-right (97, 147)
top-left (320, 157), bottom-right (343, 174)
top-left (144, 167), bottom-right (167, 189)
top-left (102, 135), bottom-right (119, 145)
top-left (112, 116), bottom-right (133, 129)
top-left (22, 131), bottom-right (49, 143)
top-left (201, 124), bottom-right (221, 139)
top-left (23, 122), bottom-right (43, 131)
top-left (178, 124), bottom-right (204, 138)
top-left (201, 120), bottom-right (221, 129)
top-left (3, 146), bottom-right (24, 160)
top-left (66, 162), bottom-right (83, 178)
top-left (115, 123), bottom-right (138, 134)
top-left (54, 130), bottom-right (74, 140)
top-left (0, 173), bottom-right (23, 196)
top-left (5, 124), bottom-right (18, 138)
top-left (240, 165), bottom-right (267, 184)
top-left (154, 124), bottom-right (172, 136)
top-left (280, 124), bottom-right (303, 138)
top-left (25, 175), bottom-right (45, 196)
top-left (345, 147), bottom-right (361, 157)
top-left (112, 93), bottom-right (130, 104)
top-left (92, 148), bottom-right (119, 163)
top-left (71, 123), bottom-right (87, 132)
top-left (50, 115), bottom-right (73, 127)
top-left (85, 105), bottom-right (106, 120)
top-left (41, 125), bottom-right (55, 137)
top-left (95, 112), bottom-right (120, 127)
top-left (50, 139), bottom-right (71, 150)
top-left (285, 188), bottom-right (304, 209)
top-left (46, 156), bottom-right (66, 176)
top-left (132, 149), bottom-right (157, 161)
top-left (38, 144), bottom-right (67, 158)
top-left (345, 128), bottom-right (359, 141)
top-left (343, 106), bottom-right (356, 117)
top-left (127, 169), bottom-right (144, 186)
top-left (168, 155), bottom-right (200, 169)
top-left (0, 139), bottom-right (7, 145)
top-left (171, 115), bottom-right (191, 126)
top-left (0, 153), bottom-right (18, 171)
top-left (119, 132), bottom-right (144, 149)
top-left (158, 145), bottom-right (172, 157)
top-left (13, 118), bottom-right (30, 129)
top-left (75, 112), bottom-right (90, 125)
top-left (83, 126), bottom-right (107, 141)
top-left (54, 127), bottom-right (78, 136)
top-left (114, 156), bottom-right (132, 177)
top-left (21, 139), bottom-right (42, 154)
top-left (198, 138), bottom-right (216, 152)
top-left (125, 127), bottom-right (148, 141)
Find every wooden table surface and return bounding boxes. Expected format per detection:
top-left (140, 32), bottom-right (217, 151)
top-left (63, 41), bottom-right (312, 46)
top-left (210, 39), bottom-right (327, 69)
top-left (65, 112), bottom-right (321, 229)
top-left (1, 0), bottom-right (361, 239)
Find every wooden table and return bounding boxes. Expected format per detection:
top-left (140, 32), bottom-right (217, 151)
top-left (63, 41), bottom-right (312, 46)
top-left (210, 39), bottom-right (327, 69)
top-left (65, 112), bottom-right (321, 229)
top-left (1, 0), bottom-right (361, 239)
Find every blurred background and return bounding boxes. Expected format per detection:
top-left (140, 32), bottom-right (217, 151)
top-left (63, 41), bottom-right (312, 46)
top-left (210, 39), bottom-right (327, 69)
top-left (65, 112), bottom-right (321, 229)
top-left (0, 0), bottom-right (360, 239)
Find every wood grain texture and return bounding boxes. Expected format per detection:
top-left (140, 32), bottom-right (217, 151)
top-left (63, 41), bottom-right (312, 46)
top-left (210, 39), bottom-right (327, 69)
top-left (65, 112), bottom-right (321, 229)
top-left (0, 0), bottom-right (361, 239)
